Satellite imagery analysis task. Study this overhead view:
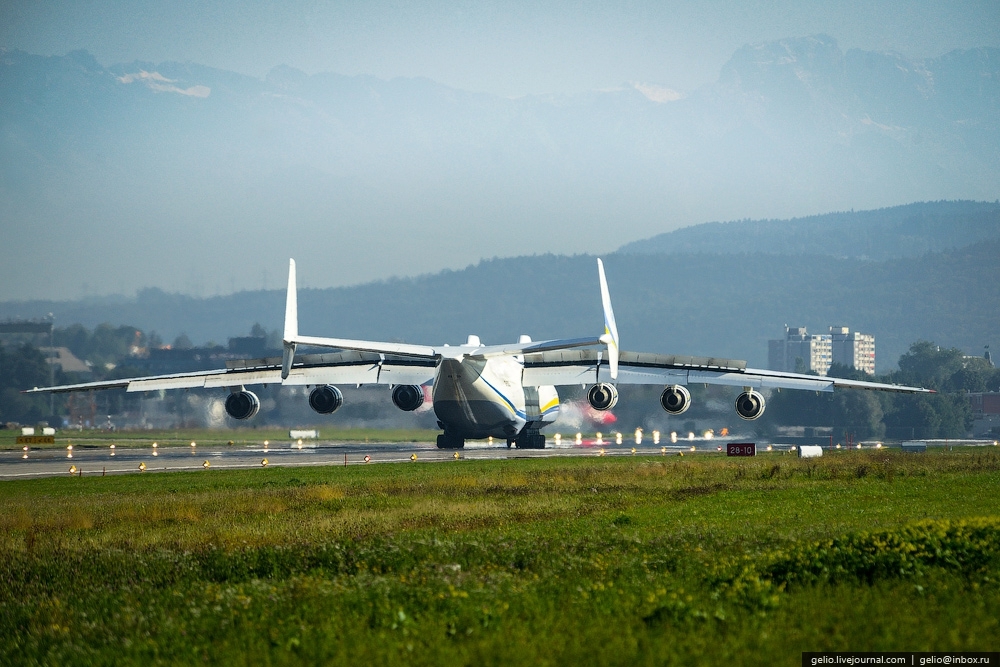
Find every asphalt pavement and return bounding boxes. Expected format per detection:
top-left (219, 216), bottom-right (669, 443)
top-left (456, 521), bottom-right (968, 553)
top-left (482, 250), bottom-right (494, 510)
top-left (0, 438), bottom-right (737, 480)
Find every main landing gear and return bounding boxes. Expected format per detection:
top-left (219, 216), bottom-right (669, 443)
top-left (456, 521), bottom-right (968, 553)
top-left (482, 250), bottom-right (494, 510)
top-left (436, 433), bottom-right (465, 449)
top-left (513, 427), bottom-right (545, 449)
top-left (437, 429), bottom-right (545, 450)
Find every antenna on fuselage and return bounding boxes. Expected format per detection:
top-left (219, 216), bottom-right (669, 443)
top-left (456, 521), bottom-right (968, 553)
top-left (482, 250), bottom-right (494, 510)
top-left (281, 259), bottom-right (298, 379)
top-left (597, 258), bottom-right (620, 380)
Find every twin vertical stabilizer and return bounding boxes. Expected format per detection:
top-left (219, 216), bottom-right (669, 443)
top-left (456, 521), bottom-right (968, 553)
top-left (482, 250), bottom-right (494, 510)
top-left (278, 257), bottom-right (620, 380)
top-left (597, 258), bottom-right (620, 380)
top-left (281, 259), bottom-right (298, 379)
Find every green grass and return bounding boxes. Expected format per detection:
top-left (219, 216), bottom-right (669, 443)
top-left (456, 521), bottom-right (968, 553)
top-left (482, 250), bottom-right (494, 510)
top-left (2, 449), bottom-right (999, 665)
top-left (0, 426), bottom-right (441, 450)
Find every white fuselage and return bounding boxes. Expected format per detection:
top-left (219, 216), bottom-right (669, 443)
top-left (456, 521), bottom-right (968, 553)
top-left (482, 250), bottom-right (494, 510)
top-left (431, 355), bottom-right (559, 440)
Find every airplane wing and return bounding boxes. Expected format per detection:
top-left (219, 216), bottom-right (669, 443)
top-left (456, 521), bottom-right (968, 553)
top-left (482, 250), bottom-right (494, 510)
top-left (26, 352), bottom-right (437, 394)
top-left (521, 349), bottom-right (931, 394)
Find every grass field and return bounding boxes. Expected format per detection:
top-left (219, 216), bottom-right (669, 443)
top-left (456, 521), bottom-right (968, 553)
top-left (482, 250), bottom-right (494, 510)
top-left (1, 448), bottom-right (999, 665)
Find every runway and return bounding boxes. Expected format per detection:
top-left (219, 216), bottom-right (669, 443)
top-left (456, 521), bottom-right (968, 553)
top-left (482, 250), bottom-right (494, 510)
top-left (0, 439), bottom-right (735, 480)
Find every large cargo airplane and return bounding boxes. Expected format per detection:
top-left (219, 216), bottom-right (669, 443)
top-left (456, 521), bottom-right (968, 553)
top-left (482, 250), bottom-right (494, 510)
top-left (29, 259), bottom-right (931, 449)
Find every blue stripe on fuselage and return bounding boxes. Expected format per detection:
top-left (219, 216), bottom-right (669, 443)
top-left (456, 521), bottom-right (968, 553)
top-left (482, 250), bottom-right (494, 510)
top-left (479, 375), bottom-right (527, 420)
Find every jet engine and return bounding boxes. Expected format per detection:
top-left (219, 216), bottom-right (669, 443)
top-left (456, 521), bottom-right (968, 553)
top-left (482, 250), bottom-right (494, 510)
top-left (308, 385), bottom-right (343, 414)
top-left (392, 384), bottom-right (425, 412)
top-left (735, 390), bottom-right (766, 420)
top-left (225, 390), bottom-right (260, 420)
top-left (659, 385), bottom-right (691, 415)
top-left (587, 383), bottom-right (619, 411)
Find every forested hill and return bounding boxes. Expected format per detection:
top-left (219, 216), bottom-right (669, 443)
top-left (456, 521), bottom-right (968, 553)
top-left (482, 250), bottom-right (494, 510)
top-left (2, 239), bottom-right (997, 373)
top-left (618, 201), bottom-right (1000, 259)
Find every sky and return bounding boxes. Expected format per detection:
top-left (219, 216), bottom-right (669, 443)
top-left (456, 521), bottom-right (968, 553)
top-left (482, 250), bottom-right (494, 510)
top-left (1, 0), bottom-right (999, 303)
top-left (3, 0), bottom-right (998, 97)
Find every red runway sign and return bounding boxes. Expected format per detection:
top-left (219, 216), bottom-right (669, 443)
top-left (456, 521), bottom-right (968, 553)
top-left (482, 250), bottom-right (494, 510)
top-left (726, 442), bottom-right (756, 457)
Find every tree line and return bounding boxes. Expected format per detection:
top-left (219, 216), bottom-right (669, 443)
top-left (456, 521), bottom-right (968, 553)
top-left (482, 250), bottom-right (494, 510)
top-left (766, 342), bottom-right (999, 440)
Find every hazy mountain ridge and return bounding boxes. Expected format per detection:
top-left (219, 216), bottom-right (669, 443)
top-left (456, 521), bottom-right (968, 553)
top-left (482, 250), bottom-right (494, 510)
top-left (2, 236), bottom-right (997, 373)
top-left (2, 36), bottom-right (999, 300)
top-left (619, 200), bottom-right (1000, 258)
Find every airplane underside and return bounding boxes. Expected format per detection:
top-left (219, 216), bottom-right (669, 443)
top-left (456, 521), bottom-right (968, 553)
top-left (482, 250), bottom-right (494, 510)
top-left (431, 358), bottom-right (550, 449)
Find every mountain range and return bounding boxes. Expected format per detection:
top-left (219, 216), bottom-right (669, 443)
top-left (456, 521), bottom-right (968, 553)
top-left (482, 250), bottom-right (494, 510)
top-left (2, 35), bottom-right (999, 299)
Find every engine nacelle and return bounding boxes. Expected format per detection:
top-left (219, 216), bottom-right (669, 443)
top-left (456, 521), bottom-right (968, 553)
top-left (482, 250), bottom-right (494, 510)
top-left (587, 383), bottom-right (619, 411)
top-left (225, 390), bottom-right (260, 420)
top-left (659, 385), bottom-right (691, 415)
top-left (392, 384), bottom-right (425, 412)
top-left (309, 385), bottom-right (343, 414)
top-left (735, 390), bottom-right (766, 420)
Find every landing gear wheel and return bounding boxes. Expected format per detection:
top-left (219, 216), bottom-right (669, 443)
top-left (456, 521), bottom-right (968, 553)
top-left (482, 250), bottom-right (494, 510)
top-left (515, 429), bottom-right (546, 449)
top-left (436, 434), bottom-right (465, 449)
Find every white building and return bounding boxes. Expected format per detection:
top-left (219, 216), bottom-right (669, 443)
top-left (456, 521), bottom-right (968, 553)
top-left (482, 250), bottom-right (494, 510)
top-left (768, 325), bottom-right (875, 376)
top-left (768, 326), bottom-right (833, 375)
top-left (829, 326), bottom-right (876, 375)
